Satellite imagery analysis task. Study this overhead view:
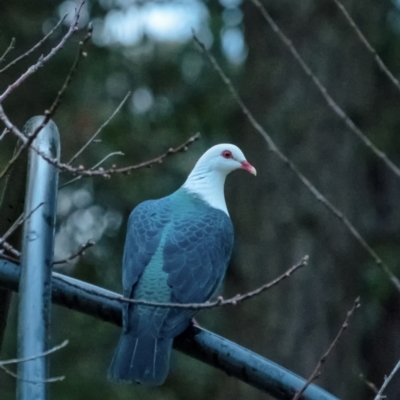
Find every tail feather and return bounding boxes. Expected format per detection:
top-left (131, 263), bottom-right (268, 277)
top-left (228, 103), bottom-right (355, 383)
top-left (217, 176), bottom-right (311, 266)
top-left (108, 333), bottom-right (172, 385)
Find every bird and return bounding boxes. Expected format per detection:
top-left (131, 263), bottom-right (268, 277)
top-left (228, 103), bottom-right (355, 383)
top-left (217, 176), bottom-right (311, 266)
top-left (108, 143), bottom-right (256, 385)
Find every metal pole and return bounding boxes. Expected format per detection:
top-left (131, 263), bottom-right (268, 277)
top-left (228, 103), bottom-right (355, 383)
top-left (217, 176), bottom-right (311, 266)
top-left (0, 260), bottom-right (339, 400)
top-left (17, 117), bottom-right (60, 400)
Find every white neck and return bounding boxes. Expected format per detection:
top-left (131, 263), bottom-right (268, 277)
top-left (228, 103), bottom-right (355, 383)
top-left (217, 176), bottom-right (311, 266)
top-left (182, 165), bottom-right (229, 215)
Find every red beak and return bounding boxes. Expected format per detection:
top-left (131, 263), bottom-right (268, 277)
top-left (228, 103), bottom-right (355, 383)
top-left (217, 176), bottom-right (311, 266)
top-left (240, 161), bottom-right (257, 176)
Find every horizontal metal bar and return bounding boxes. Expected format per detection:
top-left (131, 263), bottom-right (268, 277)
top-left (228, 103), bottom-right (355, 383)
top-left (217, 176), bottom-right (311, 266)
top-left (0, 260), bottom-right (339, 400)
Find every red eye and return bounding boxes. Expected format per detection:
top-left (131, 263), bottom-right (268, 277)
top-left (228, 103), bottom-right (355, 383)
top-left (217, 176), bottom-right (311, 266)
top-left (222, 150), bottom-right (233, 159)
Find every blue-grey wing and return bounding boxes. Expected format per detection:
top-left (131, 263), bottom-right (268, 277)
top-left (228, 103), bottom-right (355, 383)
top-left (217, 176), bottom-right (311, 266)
top-left (122, 198), bottom-right (171, 298)
top-left (161, 205), bottom-right (234, 335)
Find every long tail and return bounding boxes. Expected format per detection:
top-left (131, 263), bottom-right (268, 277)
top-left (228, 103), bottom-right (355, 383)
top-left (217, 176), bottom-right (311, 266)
top-left (108, 333), bottom-right (173, 385)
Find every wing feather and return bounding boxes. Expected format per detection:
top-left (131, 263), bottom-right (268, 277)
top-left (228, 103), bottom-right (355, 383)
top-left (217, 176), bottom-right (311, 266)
top-left (160, 203), bottom-right (234, 336)
top-left (122, 198), bottom-right (172, 298)
top-left (122, 192), bottom-right (234, 338)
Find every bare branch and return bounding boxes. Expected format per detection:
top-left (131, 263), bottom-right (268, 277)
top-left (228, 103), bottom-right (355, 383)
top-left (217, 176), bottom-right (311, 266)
top-left (0, 340), bottom-right (68, 383)
top-left (34, 132), bottom-right (200, 177)
top-left (0, 364), bottom-right (65, 383)
top-left (0, 253), bottom-right (307, 310)
top-left (0, 7), bottom-right (90, 182)
top-left (0, 106), bottom-right (31, 180)
top-left (0, 128), bottom-right (8, 141)
top-left (192, 33), bottom-right (400, 293)
top-left (330, 0), bottom-right (400, 93)
top-left (0, 16), bottom-right (66, 74)
top-left (117, 256), bottom-right (307, 310)
top-left (0, 203), bottom-right (43, 262)
top-left (0, 38), bottom-right (15, 65)
top-left (373, 359), bottom-right (400, 400)
top-left (1, 238), bottom-right (94, 266)
top-left (0, 1), bottom-right (84, 103)
top-left (0, 105), bottom-right (200, 180)
top-left (67, 91), bottom-right (131, 165)
top-left (0, 340), bottom-right (68, 366)
top-left (0, 202), bottom-right (44, 244)
top-left (54, 240), bottom-right (95, 265)
top-left (0, 257), bottom-right (306, 311)
top-left (44, 22), bottom-right (93, 122)
top-left (0, 240), bottom-right (21, 259)
top-left (251, 0), bottom-right (400, 179)
top-left (59, 152), bottom-right (124, 189)
top-left (293, 297), bottom-right (360, 400)
top-left (361, 375), bottom-right (379, 395)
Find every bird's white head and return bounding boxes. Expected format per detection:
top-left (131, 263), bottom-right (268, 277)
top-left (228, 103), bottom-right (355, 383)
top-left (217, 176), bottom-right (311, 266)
top-left (194, 143), bottom-right (257, 177)
top-left (182, 144), bottom-right (256, 214)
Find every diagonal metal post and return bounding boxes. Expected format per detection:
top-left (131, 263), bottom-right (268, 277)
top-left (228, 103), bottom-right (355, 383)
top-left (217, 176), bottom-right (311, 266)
top-left (17, 117), bottom-right (60, 400)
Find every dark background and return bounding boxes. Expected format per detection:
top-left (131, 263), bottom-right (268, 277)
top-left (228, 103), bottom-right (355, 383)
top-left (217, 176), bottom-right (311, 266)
top-left (1, 0), bottom-right (400, 399)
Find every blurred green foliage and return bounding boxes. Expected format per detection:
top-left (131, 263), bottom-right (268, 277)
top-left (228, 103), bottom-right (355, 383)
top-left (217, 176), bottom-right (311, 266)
top-left (2, 0), bottom-right (400, 399)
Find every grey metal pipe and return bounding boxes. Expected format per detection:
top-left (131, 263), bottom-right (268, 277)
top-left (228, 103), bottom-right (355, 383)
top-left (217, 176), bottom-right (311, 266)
top-left (17, 117), bottom-right (60, 400)
top-left (0, 260), bottom-right (339, 400)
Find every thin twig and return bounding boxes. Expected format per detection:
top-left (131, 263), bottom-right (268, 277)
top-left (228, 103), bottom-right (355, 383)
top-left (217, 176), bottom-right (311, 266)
top-left (362, 376), bottom-right (379, 395)
top-left (0, 38), bottom-right (16, 65)
top-left (373, 359), bottom-right (400, 400)
top-left (68, 91), bottom-right (131, 165)
top-left (0, 238), bottom-right (94, 266)
top-left (0, 340), bottom-right (68, 366)
top-left (0, 202), bottom-right (44, 245)
top-left (330, 0), bottom-right (400, 93)
top-left (251, 0), bottom-right (400, 180)
top-left (0, 252), bottom-right (19, 264)
top-left (0, 253), bottom-right (307, 310)
top-left (0, 198), bottom-right (44, 266)
top-left (0, 241), bottom-right (21, 259)
top-left (118, 256), bottom-right (308, 310)
top-left (0, 9), bottom-right (90, 182)
top-left (192, 33), bottom-right (400, 293)
top-left (0, 365), bottom-right (65, 383)
top-left (0, 1), bottom-right (84, 103)
top-left (0, 128), bottom-right (8, 141)
top-left (0, 106), bottom-right (200, 180)
top-left (293, 297), bottom-right (360, 400)
top-left (56, 133), bottom-right (201, 177)
top-left (0, 16), bottom-right (66, 74)
top-left (44, 22), bottom-right (93, 122)
top-left (0, 340), bottom-right (68, 383)
top-left (60, 152), bottom-right (124, 189)
top-left (54, 240), bottom-right (95, 265)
